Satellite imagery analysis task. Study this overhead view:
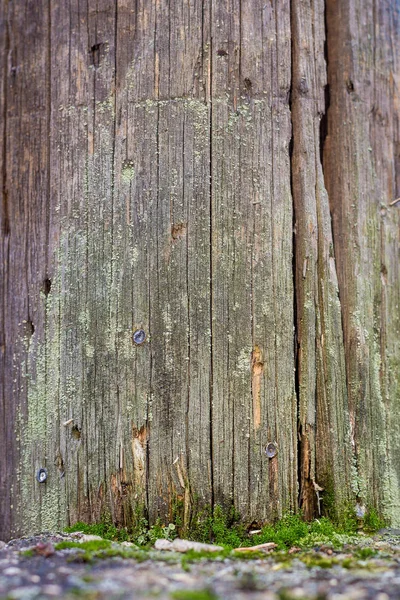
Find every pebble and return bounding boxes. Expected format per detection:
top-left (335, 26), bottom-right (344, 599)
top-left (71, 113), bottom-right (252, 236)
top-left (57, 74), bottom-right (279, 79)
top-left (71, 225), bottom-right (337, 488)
top-left (78, 534), bottom-right (104, 543)
top-left (3, 567), bottom-right (22, 575)
top-left (7, 586), bottom-right (41, 599)
top-left (41, 584), bottom-right (62, 596)
top-left (121, 541), bottom-right (137, 547)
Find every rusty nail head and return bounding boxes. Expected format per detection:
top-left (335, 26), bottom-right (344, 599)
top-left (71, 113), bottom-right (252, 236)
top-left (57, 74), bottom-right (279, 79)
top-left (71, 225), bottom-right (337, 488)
top-left (133, 329), bottom-right (146, 345)
top-left (265, 442), bottom-right (277, 458)
top-left (36, 468), bottom-right (47, 483)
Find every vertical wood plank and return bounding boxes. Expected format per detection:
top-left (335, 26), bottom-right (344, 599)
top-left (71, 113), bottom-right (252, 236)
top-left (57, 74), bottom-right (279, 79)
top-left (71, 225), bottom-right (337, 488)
top-left (325, 0), bottom-right (400, 523)
top-left (1, 0), bottom-right (52, 537)
top-left (0, 0), bottom-right (12, 541)
top-left (211, 0), bottom-right (296, 521)
top-left (143, 0), bottom-right (212, 525)
top-left (291, 0), bottom-right (355, 519)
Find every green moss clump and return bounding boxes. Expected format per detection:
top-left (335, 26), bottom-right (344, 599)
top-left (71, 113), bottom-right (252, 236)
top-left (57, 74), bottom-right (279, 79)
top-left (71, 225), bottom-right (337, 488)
top-left (355, 547), bottom-right (377, 559)
top-left (55, 539), bottom-right (150, 563)
top-left (180, 548), bottom-right (230, 571)
top-left (65, 515), bottom-right (177, 548)
top-left (363, 508), bottom-right (386, 533)
top-left (55, 540), bottom-right (111, 552)
top-left (299, 554), bottom-right (339, 569)
top-left (64, 503), bottom-right (385, 554)
top-left (65, 520), bottom-right (130, 543)
top-left (68, 589), bottom-right (100, 599)
top-left (170, 590), bottom-right (218, 600)
top-left (251, 513), bottom-right (308, 550)
top-left (278, 590), bottom-right (314, 600)
top-left (187, 505), bottom-right (246, 548)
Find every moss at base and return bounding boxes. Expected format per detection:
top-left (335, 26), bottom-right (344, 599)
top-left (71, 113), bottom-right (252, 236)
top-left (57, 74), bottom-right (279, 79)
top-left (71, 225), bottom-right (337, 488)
top-left (64, 504), bottom-right (386, 552)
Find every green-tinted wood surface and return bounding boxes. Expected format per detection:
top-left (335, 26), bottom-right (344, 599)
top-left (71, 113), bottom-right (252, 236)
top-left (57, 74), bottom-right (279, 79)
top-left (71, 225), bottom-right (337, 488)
top-left (210, 0), bottom-right (296, 521)
top-left (291, 0), bottom-right (355, 519)
top-left (325, 0), bottom-right (400, 524)
top-left (1, 0), bottom-right (400, 541)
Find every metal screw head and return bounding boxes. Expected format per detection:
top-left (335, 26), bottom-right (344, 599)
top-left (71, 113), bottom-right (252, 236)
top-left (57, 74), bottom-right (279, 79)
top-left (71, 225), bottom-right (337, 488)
top-left (36, 468), bottom-right (48, 483)
top-left (265, 442), bottom-right (278, 459)
top-left (133, 329), bottom-right (146, 345)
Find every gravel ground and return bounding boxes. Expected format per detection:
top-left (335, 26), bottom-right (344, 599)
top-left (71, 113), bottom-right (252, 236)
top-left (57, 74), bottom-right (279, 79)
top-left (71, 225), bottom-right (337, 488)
top-left (1, 531), bottom-right (399, 599)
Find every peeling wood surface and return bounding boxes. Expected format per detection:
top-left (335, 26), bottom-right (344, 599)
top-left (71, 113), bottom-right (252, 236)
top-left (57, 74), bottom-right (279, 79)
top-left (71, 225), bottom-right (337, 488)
top-left (0, 0), bottom-right (399, 541)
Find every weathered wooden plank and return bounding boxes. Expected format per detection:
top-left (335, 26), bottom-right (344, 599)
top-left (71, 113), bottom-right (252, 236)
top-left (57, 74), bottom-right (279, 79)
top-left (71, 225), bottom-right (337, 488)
top-left (47, 0), bottom-right (92, 530)
top-left (211, 0), bottom-right (296, 521)
top-left (143, 0), bottom-right (212, 526)
top-left (325, 0), bottom-right (400, 524)
top-left (291, 0), bottom-right (355, 519)
top-left (2, 0), bottom-right (399, 541)
top-left (0, 0), bottom-right (52, 539)
top-left (0, 0), bottom-right (13, 541)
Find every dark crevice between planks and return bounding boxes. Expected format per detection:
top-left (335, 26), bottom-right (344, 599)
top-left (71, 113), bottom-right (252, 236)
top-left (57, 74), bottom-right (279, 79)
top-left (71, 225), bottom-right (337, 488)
top-left (288, 0), bottom-right (303, 519)
top-left (287, 68), bottom-right (300, 511)
top-left (208, 0), bottom-right (215, 515)
top-left (319, 84), bottom-right (329, 167)
top-left (290, 0), bottom-right (345, 521)
top-left (319, 9), bottom-right (330, 168)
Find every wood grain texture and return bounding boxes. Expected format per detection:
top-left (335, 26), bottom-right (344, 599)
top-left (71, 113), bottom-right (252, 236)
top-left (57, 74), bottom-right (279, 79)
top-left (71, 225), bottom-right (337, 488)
top-left (210, 0), bottom-right (296, 521)
top-left (291, 0), bottom-right (355, 519)
top-left (325, 0), bottom-right (400, 524)
top-left (1, 0), bottom-right (399, 540)
top-left (0, 0), bottom-right (52, 537)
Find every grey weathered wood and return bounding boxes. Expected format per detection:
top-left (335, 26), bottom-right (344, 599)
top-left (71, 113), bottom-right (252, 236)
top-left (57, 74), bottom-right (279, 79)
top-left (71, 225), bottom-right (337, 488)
top-left (210, 0), bottom-right (296, 521)
top-left (325, 0), bottom-right (400, 523)
top-left (1, 0), bottom-right (400, 541)
top-left (291, 0), bottom-right (355, 519)
top-left (0, 0), bottom-right (52, 536)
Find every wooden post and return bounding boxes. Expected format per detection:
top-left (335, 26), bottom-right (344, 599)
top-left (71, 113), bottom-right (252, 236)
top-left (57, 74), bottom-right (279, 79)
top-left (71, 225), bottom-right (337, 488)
top-left (1, 0), bottom-right (399, 540)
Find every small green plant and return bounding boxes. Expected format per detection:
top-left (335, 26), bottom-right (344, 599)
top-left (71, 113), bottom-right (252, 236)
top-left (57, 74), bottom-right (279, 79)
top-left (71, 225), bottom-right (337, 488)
top-left (148, 521), bottom-right (177, 543)
top-left (65, 520), bottom-right (129, 542)
top-left (65, 512), bottom-right (177, 548)
top-left (64, 503), bottom-right (383, 554)
top-left (188, 505), bottom-right (246, 548)
top-left (251, 513), bottom-right (309, 550)
top-left (355, 547), bottom-right (377, 559)
top-left (363, 508), bottom-right (386, 533)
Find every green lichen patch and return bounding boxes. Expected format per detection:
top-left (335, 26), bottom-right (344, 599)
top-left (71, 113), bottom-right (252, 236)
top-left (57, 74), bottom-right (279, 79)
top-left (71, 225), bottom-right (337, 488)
top-left (121, 161), bottom-right (135, 183)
